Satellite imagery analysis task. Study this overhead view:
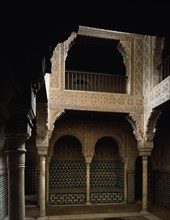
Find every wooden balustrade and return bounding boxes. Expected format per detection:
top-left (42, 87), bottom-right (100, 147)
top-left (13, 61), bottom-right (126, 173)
top-left (65, 70), bottom-right (127, 93)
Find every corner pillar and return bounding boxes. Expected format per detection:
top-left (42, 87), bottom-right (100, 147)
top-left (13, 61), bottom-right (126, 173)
top-left (5, 121), bottom-right (31, 220)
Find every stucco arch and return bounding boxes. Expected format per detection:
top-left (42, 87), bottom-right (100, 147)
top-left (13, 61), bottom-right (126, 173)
top-left (48, 132), bottom-right (84, 159)
top-left (93, 134), bottom-right (124, 161)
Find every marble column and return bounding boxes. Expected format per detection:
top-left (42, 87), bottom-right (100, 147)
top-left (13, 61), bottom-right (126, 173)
top-left (86, 162), bottom-right (91, 205)
top-left (142, 156), bottom-right (148, 211)
top-left (6, 137), bottom-right (26, 220)
top-left (39, 154), bottom-right (46, 217)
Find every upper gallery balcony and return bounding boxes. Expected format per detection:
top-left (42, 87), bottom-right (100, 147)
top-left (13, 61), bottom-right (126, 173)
top-left (48, 26), bottom-right (170, 114)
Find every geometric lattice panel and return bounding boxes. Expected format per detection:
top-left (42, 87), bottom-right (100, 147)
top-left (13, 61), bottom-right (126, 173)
top-left (91, 192), bottom-right (124, 204)
top-left (0, 173), bottom-right (8, 219)
top-left (91, 160), bottom-right (124, 188)
top-left (49, 160), bottom-right (86, 188)
top-left (49, 193), bottom-right (86, 205)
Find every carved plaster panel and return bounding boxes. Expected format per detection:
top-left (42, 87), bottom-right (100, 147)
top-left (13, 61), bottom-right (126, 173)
top-left (64, 32), bottom-right (77, 61)
top-left (143, 36), bottom-right (151, 97)
top-left (47, 108), bottom-right (65, 131)
top-left (117, 40), bottom-right (131, 74)
top-left (150, 76), bottom-right (170, 108)
top-left (126, 113), bottom-right (144, 142)
top-left (134, 38), bottom-right (143, 95)
top-left (50, 44), bottom-right (61, 88)
top-left (49, 89), bottom-right (143, 113)
top-left (117, 40), bottom-right (131, 94)
top-left (59, 43), bottom-right (65, 90)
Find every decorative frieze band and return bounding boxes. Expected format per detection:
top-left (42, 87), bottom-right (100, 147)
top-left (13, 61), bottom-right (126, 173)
top-left (49, 89), bottom-right (143, 113)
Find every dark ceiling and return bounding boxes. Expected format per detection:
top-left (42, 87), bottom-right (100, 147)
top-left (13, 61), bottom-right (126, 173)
top-left (2, 1), bottom-right (170, 84)
top-left (1, 1), bottom-right (170, 122)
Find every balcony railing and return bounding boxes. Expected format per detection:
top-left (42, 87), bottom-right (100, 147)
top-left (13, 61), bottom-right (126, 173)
top-left (65, 70), bottom-right (127, 93)
top-left (157, 55), bottom-right (170, 82)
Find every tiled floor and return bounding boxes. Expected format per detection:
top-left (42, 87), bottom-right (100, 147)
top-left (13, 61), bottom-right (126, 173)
top-left (24, 203), bottom-right (170, 220)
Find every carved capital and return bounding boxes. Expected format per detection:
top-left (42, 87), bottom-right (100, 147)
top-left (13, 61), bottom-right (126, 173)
top-left (139, 148), bottom-right (152, 157)
top-left (36, 129), bottom-right (52, 147)
top-left (85, 155), bottom-right (93, 163)
top-left (37, 146), bottom-right (48, 155)
top-left (36, 129), bottom-right (52, 140)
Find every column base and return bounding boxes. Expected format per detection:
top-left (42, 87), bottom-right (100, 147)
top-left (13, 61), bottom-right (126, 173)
top-left (86, 202), bottom-right (92, 206)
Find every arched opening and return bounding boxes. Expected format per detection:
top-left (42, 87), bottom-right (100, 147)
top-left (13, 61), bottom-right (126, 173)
top-left (65, 35), bottom-right (127, 93)
top-left (49, 135), bottom-right (86, 205)
top-left (25, 152), bottom-right (38, 205)
top-left (91, 136), bottom-right (124, 204)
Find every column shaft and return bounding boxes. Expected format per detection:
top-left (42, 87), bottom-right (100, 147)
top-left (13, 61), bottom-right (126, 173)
top-left (39, 155), bottom-right (46, 217)
top-left (46, 159), bottom-right (49, 205)
top-left (86, 162), bottom-right (91, 205)
top-left (142, 156), bottom-right (148, 211)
